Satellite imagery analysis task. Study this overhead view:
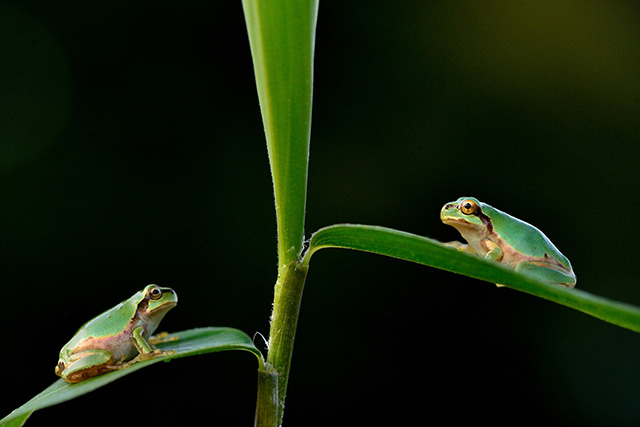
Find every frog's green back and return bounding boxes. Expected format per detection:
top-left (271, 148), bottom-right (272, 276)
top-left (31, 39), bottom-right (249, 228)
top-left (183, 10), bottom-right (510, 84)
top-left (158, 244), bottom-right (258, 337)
top-left (63, 290), bottom-right (143, 349)
top-left (482, 202), bottom-right (571, 269)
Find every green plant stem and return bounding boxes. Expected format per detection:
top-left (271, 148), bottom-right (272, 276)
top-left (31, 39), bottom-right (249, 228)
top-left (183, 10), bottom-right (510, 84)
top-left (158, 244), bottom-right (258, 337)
top-left (241, 1), bottom-right (317, 424)
top-left (256, 260), bottom-right (309, 427)
top-left (254, 364), bottom-right (278, 427)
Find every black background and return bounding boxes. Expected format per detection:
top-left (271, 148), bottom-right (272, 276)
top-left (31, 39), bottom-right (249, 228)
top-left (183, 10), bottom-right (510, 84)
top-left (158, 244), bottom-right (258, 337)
top-left (2, 1), bottom-right (640, 425)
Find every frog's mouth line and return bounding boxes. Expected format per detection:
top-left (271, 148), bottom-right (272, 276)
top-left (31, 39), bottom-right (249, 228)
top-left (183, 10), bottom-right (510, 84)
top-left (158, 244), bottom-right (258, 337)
top-left (441, 216), bottom-right (473, 227)
top-left (139, 296), bottom-right (178, 316)
top-left (441, 213), bottom-right (495, 240)
top-left (148, 300), bottom-right (177, 313)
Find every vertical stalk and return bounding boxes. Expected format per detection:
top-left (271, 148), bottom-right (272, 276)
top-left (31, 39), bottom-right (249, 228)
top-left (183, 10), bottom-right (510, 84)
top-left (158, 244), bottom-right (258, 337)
top-left (242, 1), bottom-right (318, 425)
top-left (254, 261), bottom-right (309, 427)
top-left (254, 364), bottom-right (278, 427)
top-left (268, 261), bottom-right (309, 424)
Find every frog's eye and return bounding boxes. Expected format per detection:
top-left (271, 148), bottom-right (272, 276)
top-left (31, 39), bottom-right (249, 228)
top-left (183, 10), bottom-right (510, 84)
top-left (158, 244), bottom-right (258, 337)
top-left (148, 285), bottom-right (163, 300)
top-left (460, 199), bottom-right (478, 215)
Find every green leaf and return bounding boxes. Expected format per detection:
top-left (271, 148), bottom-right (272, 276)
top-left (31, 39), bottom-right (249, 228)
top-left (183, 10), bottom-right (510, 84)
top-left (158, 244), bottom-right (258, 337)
top-left (241, 0), bottom-right (319, 268)
top-left (304, 224), bottom-right (640, 333)
top-left (0, 414), bottom-right (30, 427)
top-left (0, 327), bottom-right (263, 426)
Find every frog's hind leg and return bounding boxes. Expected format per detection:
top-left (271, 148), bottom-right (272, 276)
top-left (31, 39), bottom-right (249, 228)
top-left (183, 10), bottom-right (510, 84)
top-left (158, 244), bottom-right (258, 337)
top-left (516, 262), bottom-right (576, 288)
top-left (57, 349), bottom-right (114, 383)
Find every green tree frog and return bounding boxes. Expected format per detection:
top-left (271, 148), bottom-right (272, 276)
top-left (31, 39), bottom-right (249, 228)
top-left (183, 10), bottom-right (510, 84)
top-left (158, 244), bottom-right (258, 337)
top-left (55, 284), bottom-right (178, 383)
top-left (441, 197), bottom-right (576, 287)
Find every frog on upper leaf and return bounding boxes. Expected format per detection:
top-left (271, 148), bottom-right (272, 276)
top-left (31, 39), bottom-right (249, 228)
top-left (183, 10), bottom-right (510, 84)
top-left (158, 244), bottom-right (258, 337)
top-left (441, 197), bottom-right (576, 288)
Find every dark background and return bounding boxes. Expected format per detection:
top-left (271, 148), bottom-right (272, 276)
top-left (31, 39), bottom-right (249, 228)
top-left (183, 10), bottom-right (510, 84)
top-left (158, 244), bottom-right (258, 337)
top-left (2, 1), bottom-right (640, 425)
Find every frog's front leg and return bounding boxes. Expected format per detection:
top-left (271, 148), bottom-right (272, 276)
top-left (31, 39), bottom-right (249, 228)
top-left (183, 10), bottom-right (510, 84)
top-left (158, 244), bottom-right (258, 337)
top-left (482, 240), bottom-right (503, 261)
top-left (479, 240), bottom-right (506, 287)
top-left (125, 326), bottom-right (176, 366)
top-left (516, 262), bottom-right (576, 288)
top-left (444, 241), bottom-right (476, 254)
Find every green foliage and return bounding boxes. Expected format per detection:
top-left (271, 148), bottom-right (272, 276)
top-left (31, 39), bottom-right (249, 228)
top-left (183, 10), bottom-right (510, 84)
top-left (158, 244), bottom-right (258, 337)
top-left (242, 0), bottom-right (318, 269)
top-left (5, 2), bottom-right (640, 426)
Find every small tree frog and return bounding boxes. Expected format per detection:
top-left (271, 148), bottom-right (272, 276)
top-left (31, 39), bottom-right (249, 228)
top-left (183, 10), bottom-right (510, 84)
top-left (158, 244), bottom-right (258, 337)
top-left (55, 284), bottom-right (178, 383)
top-left (441, 197), bottom-right (576, 287)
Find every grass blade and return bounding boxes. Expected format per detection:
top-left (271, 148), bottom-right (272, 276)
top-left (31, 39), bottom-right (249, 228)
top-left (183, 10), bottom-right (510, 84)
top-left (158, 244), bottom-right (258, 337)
top-left (1, 327), bottom-right (263, 426)
top-left (304, 224), bottom-right (640, 333)
top-left (242, 0), bottom-right (319, 268)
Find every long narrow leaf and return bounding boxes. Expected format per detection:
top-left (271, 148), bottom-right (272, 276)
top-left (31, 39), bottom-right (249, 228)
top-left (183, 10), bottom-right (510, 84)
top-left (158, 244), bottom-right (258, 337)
top-left (304, 224), bottom-right (640, 333)
top-left (0, 327), bottom-right (263, 426)
top-left (242, 0), bottom-right (319, 268)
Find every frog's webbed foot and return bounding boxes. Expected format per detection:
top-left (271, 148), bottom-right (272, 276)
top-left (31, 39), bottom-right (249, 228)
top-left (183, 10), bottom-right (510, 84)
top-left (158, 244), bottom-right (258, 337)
top-left (150, 331), bottom-right (179, 345)
top-left (134, 348), bottom-right (176, 363)
top-left (444, 241), bottom-right (475, 254)
top-left (127, 326), bottom-right (178, 366)
top-left (112, 349), bottom-right (176, 370)
top-left (105, 354), bottom-right (134, 370)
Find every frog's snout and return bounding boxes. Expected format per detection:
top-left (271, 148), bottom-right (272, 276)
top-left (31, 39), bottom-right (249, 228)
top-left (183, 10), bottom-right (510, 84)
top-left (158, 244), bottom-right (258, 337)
top-left (440, 205), bottom-right (453, 221)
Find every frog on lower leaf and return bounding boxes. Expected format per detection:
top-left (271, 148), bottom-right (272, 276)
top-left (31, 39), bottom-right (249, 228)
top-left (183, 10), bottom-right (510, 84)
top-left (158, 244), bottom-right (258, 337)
top-left (441, 197), bottom-right (576, 288)
top-left (55, 284), bottom-right (178, 383)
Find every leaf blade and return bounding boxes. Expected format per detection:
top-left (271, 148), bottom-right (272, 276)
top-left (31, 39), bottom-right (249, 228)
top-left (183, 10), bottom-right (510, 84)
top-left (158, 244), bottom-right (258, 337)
top-left (0, 327), bottom-right (263, 426)
top-left (304, 224), bottom-right (640, 333)
top-left (242, 0), bottom-right (319, 267)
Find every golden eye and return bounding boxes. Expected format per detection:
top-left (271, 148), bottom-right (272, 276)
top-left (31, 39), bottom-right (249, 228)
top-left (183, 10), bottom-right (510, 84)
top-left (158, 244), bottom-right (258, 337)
top-left (460, 199), bottom-right (477, 215)
top-left (148, 285), bottom-right (163, 300)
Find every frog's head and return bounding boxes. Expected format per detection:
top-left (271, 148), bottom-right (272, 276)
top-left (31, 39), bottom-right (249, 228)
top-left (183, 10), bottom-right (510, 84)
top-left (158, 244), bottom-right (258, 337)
top-left (440, 197), bottom-right (492, 234)
top-left (138, 284), bottom-right (178, 325)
